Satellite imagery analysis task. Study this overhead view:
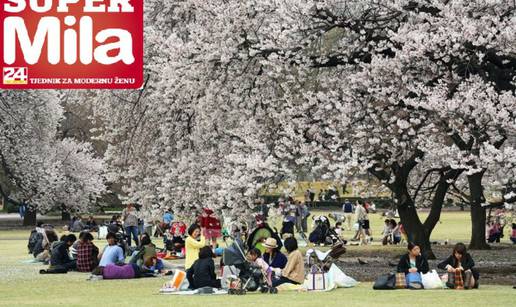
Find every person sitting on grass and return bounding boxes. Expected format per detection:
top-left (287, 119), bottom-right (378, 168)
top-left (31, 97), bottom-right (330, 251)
top-left (131, 233), bottom-right (172, 274)
top-left (76, 231), bottom-right (99, 272)
top-left (34, 229), bottom-right (58, 264)
top-left (397, 242), bottom-right (429, 276)
top-left (185, 224), bottom-right (206, 270)
top-left (163, 209), bottom-right (174, 227)
top-left (98, 232), bottom-right (125, 267)
top-left (438, 243), bottom-right (479, 289)
top-left (186, 246), bottom-right (221, 289)
top-left (262, 238), bottom-right (288, 269)
top-left (486, 220), bottom-right (502, 243)
top-left (247, 248), bottom-right (274, 287)
top-left (510, 223), bottom-right (516, 244)
top-left (85, 216), bottom-right (98, 232)
top-left (71, 216), bottom-right (85, 232)
top-left (247, 248), bottom-right (270, 273)
top-left (50, 234), bottom-right (77, 271)
top-left (271, 237), bottom-right (305, 287)
top-left (333, 222), bottom-right (344, 238)
top-left (390, 220), bottom-right (402, 244)
top-left (381, 219), bottom-right (393, 245)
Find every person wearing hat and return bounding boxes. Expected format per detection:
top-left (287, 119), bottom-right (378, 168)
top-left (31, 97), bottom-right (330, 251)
top-left (262, 238), bottom-right (287, 269)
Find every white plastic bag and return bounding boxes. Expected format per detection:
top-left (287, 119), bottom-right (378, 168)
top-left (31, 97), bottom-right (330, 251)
top-left (328, 264), bottom-right (358, 288)
top-left (421, 270), bottom-right (443, 289)
top-left (98, 226), bottom-right (108, 239)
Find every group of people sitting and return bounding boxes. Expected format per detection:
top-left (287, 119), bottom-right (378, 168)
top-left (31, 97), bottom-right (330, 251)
top-left (485, 208), bottom-right (516, 244)
top-left (35, 223), bottom-right (176, 280)
top-left (184, 222), bottom-right (305, 290)
top-left (381, 219), bottom-right (403, 245)
top-left (66, 216), bottom-right (98, 233)
top-left (396, 242), bottom-right (479, 290)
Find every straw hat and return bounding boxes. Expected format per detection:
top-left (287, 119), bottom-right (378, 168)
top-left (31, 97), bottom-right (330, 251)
top-left (262, 237), bottom-right (278, 249)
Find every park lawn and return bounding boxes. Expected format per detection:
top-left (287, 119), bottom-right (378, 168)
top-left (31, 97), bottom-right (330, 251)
top-left (0, 238), bottom-right (513, 307)
top-left (0, 213), bottom-right (514, 307)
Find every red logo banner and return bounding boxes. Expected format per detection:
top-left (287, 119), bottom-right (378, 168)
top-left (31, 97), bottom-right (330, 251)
top-left (1, 0), bottom-right (143, 89)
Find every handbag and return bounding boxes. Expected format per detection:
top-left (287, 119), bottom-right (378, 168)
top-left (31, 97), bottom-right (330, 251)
top-left (406, 272), bottom-right (423, 289)
top-left (454, 270), bottom-right (464, 289)
top-left (395, 273), bottom-right (407, 289)
top-left (421, 270), bottom-right (443, 289)
top-left (373, 273), bottom-right (396, 290)
top-left (307, 272), bottom-right (326, 291)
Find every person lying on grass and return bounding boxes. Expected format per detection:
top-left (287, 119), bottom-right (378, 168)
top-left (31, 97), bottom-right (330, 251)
top-left (186, 246), bottom-right (221, 289)
top-left (438, 243), bottom-right (479, 289)
top-left (91, 263), bottom-right (156, 279)
top-left (98, 232), bottom-right (125, 267)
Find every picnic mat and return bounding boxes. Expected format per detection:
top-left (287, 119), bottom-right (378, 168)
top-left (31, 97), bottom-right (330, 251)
top-left (21, 259), bottom-right (42, 264)
top-left (159, 288), bottom-right (228, 295)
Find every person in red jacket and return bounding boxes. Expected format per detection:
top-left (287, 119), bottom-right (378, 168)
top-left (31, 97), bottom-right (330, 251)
top-left (198, 208), bottom-right (221, 250)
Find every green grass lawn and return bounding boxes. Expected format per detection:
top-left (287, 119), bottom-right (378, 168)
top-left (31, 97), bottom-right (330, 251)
top-left (0, 236), bottom-right (513, 307)
top-left (0, 211), bottom-right (514, 306)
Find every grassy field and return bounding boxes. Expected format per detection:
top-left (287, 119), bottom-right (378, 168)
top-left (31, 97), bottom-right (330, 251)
top-left (0, 211), bottom-right (514, 307)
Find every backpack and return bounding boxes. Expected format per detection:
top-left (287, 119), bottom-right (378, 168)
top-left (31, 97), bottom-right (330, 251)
top-left (28, 230), bottom-right (43, 254)
top-left (344, 203), bottom-right (353, 213)
top-left (32, 236), bottom-right (45, 257)
top-left (373, 273), bottom-right (396, 290)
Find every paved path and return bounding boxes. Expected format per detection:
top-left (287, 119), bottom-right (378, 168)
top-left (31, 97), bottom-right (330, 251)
top-left (0, 213), bottom-right (56, 221)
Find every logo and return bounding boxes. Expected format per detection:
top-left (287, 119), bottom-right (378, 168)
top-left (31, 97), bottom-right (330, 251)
top-left (0, 0), bottom-right (143, 89)
top-left (3, 67), bottom-right (27, 84)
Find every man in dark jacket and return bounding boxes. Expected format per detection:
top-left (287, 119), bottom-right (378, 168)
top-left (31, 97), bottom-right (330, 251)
top-left (50, 234), bottom-right (77, 271)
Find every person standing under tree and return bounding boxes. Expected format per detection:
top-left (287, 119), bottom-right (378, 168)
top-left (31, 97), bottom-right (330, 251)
top-left (354, 201), bottom-right (370, 244)
top-left (296, 202), bottom-right (310, 235)
top-left (342, 199), bottom-right (354, 231)
top-left (122, 203), bottom-right (139, 247)
top-left (304, 190), bottom-right (311, 207)
top-left (18, 199), bottom-right (27, 219)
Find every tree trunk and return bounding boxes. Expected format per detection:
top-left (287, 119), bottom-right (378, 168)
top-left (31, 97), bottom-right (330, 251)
top-left (61, 210), bottom-right (71, 221)
top-left (23, 205), bottom-right (36, 226)
top-left (422, 169), bottom-right (462, 253)
top-left (394, 184), bottom-right (435, 259)
top-left (468, 172), bottom-right (490, 250)
top-left (61, 204), bottom-right (71, 221)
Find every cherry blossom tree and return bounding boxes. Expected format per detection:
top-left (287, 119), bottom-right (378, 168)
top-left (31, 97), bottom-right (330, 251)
top-left (94, 0), bottom-right (515, 255)
top-left (0, 90), bottom-right (106, 225)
